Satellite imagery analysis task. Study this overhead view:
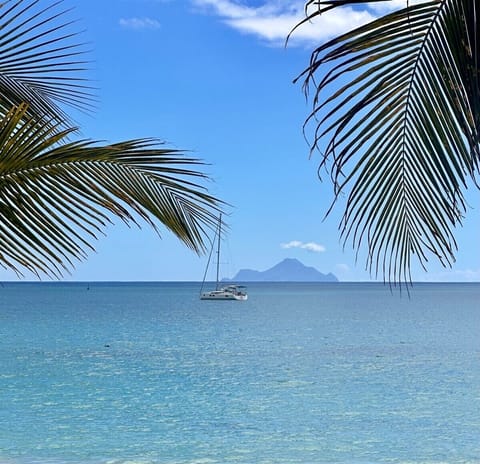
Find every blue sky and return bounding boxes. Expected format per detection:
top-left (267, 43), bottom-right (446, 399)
top-left (2, 0), bottom-right (479, 282)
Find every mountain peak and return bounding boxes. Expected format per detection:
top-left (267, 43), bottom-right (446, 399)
top-left (279, 258), bottom-right (302, 264)
top-left (225, 258), bottom-right (338, 282)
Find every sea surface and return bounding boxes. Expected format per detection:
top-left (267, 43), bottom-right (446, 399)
top-left (0, 282), bottom-right (479, 464)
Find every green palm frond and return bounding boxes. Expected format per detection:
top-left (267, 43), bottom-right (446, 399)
top-left (0, 0), bottom-right (93, 124)
top-left (0, 104), bottom-right (221, 278)
top-left (295, 0), bottom-right (479, 282)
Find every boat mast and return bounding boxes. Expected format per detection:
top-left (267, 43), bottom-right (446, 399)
top-left (215, 213), bottom-right (222, 290)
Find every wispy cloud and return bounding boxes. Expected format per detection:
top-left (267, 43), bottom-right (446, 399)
top-left (419, 268), bottom-right (480, 282)
top-left (336, 263), bottom-right (350, 273)
top-left (119, 17), bottom-right (161, 30)
top-left (281, 240), bottom-right (326, 253)
top-left (369, 0), bottom-right (427, 14)
top-left (190, 0), bottom-right (423, 46)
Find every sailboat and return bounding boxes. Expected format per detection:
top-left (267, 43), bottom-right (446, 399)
top-left (200, 214), bottom-right (248, 301)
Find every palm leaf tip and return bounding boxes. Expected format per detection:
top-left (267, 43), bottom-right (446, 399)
top-left (0, 0), bottom-right (95, 125)
top-left (295, 0), bottom-right (479, 282)
top-left (0, 106), bottom-right (222, 278)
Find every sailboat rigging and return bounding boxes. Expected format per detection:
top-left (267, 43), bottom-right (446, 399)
top-left (200, 214), bottom-right (248, 301)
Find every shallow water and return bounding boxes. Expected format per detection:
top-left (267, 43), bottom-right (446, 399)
top-left (0, 282), bottom-right (479, 463)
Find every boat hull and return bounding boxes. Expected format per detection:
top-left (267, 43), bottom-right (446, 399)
top-left (200, 290), bottom-right (248, 301)
top-left (200, 285), bottom-right (248, 301)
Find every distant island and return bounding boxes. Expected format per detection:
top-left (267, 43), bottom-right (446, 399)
top-left (224, 258), bottom-right (338, 282)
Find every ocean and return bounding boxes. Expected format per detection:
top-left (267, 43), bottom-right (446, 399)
top-left (0, 282), bottom-right (479, 464)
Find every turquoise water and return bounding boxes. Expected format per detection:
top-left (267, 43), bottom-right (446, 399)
top-left (0, 282), bottom-right (479, 464)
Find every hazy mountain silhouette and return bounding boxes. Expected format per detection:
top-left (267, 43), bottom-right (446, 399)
top-left (225, 258), bottom-right (338, 282)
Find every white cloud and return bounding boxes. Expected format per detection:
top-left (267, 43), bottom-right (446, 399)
top-left (281, 240), bottom-right (302, 248)
top-left (119, 17), bottom-right (161, 30)
top-left (191, 0), bottom-right (423, 46)
top-left (336, 263), bottom-right (350, 273)
top-left (369, 0), bottom-right (428, 14)
top-left (417, 268), bottom-right (480, 282)
top-left (281, 240), bottom-right (326, 253)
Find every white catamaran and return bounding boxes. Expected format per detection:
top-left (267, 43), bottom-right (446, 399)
top-left (200, 214), bottom-right (248, 301)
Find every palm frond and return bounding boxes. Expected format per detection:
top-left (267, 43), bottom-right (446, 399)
top-left (0, 104), bottom-right (221, 278)
top-left (294, 0), bottom-right (479, 282)
top-left (0, 0), bottom-right (94, 124)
